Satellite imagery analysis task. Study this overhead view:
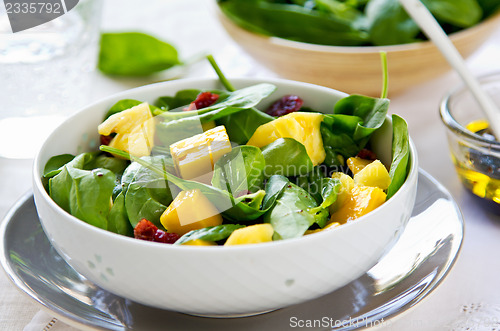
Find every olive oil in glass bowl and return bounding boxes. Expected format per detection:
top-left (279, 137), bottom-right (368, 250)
top-left (440, 73), bottom-right (500, 214)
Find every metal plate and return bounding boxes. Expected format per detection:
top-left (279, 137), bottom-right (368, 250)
top-left (0, 170), bottom-right (464, 330)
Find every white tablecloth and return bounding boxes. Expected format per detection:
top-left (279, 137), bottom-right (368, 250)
top-left (2, 1), bottom-right (500, 330)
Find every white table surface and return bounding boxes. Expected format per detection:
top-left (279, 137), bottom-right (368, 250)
top-left (1, 1), bottom-right (500, 330)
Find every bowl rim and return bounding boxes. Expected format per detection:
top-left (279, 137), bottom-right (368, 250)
top-left (439, 71), bottom-right (500, 147)
top-left (216, 5), bottom-right (500, 54)
top-left (33, 77), bottom-right (419, 252)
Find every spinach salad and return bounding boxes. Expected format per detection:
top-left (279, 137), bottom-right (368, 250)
top-left (43, 56), bottom-right (411, 246)
top-left (218, 0), bottom-right (500, 46)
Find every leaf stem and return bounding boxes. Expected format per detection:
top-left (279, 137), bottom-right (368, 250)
top-left (379, 51), bottom-right (388, 99)
top-left (207, 54), bottom-right (235, 92)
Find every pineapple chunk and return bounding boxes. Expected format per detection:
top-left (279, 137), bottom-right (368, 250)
top-left (98, 103), bottom-right (155, 157)
top-left (170, 126), bottom-right (232, 183)
top-left (224, 224), bottom-right (274, 246)
top-left (160, 189), bottom-right (223, 236)
top-left (246, 112), bottom-right (325, 165)
top-left (183, 239), bottom-right (217, 246)
top-left (353, 160), bottom-right (391, 190)
top-left (330, 185), bottom-right (386, 224)
top-left (347, 157), bottom-right (373, 175)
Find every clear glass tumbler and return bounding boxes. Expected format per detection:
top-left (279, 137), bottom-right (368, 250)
top-left (440, 72), bottom-right (500, 214)
top-left (0, 0), bottom-right (102, 158)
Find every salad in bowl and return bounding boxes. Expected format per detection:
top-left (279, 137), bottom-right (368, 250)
top-left (33, 57), bottom-right (418, 315)
top-left (41, 57), bottom-right (410, 246)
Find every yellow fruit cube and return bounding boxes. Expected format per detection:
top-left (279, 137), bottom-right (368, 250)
top-left (347, 157), bottom-right (373, 175)
top-left (329, 172), bottom-right (355, 213)
top-left (330, 185), bottom-right (386, 224)
top-left (246, 112), bottom-right (325, 165)
top-left (160, 189), bottom-right (223, 236)
top-left (224, 224), bottom-right (274, 246)
top-left (98, 102), bottom-right (155, 158)
top-left (182, 239), bottom-right (217, 246)
top-left (170, 126), bottom-right (232, 183)
top-left (353, 160), bottom-right (391, 190)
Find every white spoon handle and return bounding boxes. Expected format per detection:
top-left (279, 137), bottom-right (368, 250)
top-left (399, 0), bottom-right (500, 139)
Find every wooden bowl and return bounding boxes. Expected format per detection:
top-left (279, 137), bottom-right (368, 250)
top-left (217, 9), bottom-right (500, 97)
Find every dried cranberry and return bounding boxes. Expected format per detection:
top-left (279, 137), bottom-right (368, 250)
top-left (266, 95), bottom-right (304, 117)
top-left (154, 230), bottom-right (180, 244)
top-left (357, 149), bottom-right (377, 161)
top-left (184, 92), bottom-right (219, 111)
top-left (134, 219), bottom-right (180, 244)
top-left (134, 219), bottom-right (157, 241)
top-left (100, 135), bottom-right (113, 146)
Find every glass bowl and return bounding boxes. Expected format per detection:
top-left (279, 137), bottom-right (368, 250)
top-left (440, 72), bottom-right (500, 214)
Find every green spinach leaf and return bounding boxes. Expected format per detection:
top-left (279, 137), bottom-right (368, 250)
top-left (212, 146), bottom-right (266, 195)
top-left (98, 32), bottom-right (181, 76)
top-left (365, 0), bottom-right (420, 45)
top-left (386, 114), bottom-right (410, 199)
top-left (261, 138), bottom-right (314, 177)
top-left (107, 192), bottom-right (133, 236)
top-left (43, 154), bottom-right (75, 178)
top-left (421, 0), bottom-right (482, 27)
top-left (121, 155), bottom-right (175, 228)
top-left (216, 107), bottom-right (274, 144)
top-left (263, 175), bottom-right (328, 240)
top-left (333, 95), bottom-right (389, 143)
top-left (49, 158), bottom-right (115, 230)
top-left (175, 224), bottom-right (245, 245)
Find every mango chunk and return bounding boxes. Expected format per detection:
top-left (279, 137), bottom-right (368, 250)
top-left (170, 125), bottom-right (232, 183)
top-left (160, 189), bottom-right (223, 236)
top-left (353, 160), bottom-right (391, 190)
top-left (98, 102), bottom-right (155, 158)
top-left (329, 172), bottom-right (355, 214)
top-left (183, 239), bottom-right (217, 246)
top-left (347, 157), bottom-right (372, 176)
top-left (246, 112), bottom-right (325, 165)
top-left (224, 224), bottom-right (274, 246)
top-left (330, 185), bottom-right (386, 224)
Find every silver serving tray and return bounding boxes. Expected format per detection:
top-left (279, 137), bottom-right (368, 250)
top-left (0, 169), bottom-right (463, 330)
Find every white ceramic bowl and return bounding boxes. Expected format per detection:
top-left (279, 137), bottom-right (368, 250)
top-left (33, 78), bottom-right (418, 316)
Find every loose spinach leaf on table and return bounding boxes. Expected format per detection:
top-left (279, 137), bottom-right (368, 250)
top-left (175, 224), bottom-right (245, 245)
top-left (263, 175), bottom-right (329, 240)
top-left (261, 138), bottom-right (314, 177)
top-left (98, 32), bottom-right (181, 76)
top-left (49, 154), bottom-right (116, 230)
top-left (121, 155), bottom-right (175, 228)
top-left (212, 146), bottom-right (266, 195)
top-left (386, 114), bottom-right (410, 199)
